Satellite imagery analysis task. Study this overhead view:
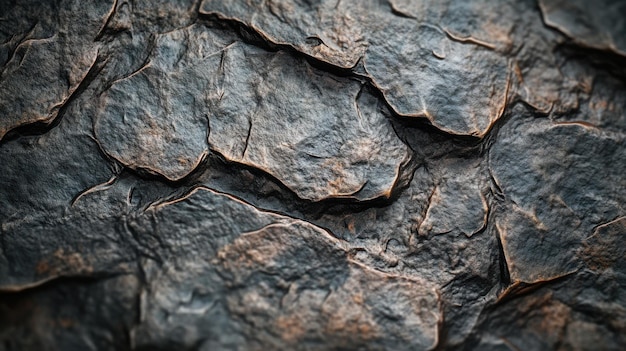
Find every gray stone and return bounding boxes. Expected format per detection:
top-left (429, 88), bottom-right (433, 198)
top-left (1, 0), bottom-right (625, 350)
top-left (96, 24), bottom-right (411, 200)
top-left (491, 113), bottom-right (625, 283)
top-left (0, 0), bottom-right (115, 140)
top-left (200, 0), bottom-right (510, 137)
top-left (539, 0), bottom-right (626, 56)
top-left (130, 188), bottom-right (441, 350)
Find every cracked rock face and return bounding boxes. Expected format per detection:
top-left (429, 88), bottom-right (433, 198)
top-left (1, 0), bottom-right (625, 350)
top-left (129, 188), bottom-right (440, 350)
top-left (539, 0), bottom-right (626, 56)
top-left (200, 0), bottom-right (510, 137)
top-left (0, 0), bottom-right (115, 140)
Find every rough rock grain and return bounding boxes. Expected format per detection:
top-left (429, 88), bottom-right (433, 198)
top-left (0, 0), bottom-right (114, 140)
top-left (1, 0), bottom-right (625, 350)
top-left (130, 188), bottom-right (440, 350)
top-left (200, 0), bottom-right (510, 137)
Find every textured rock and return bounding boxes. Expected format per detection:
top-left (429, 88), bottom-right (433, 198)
top-left (130, 188), bottom-right (440, 350)
top-left (1, 0), bottom-right (625, 350)
top-left (470, 219), bottom-right (626, 350)
top-left (539, 0), bottom-right (626, 56)
top-left (491, 113), bottom-right (625, 283)
top-left (209, 45), bottom-right (411, 201)
top-left (200, 0), bottom-right (510, 137)
top-left (418, 158), bottom-right (489, 238)
top-left (0, 0), bottom-right (115, 140)
top-left (94, 25), bottom-right (226, 181)
top-left (96, 24), bottom-right (410, 200)
top-left (0, 274), bottom-right (139, 351)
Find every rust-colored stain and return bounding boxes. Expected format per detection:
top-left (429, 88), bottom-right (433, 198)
top-left (275, 314), bottom-right (306, 342)
top-left (35, 249), bottom-right (93, 277)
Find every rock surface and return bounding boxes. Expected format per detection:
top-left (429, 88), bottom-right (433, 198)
top-left (0, 0), bottom-right (625, 350)
top-left (200, 0), bottom-right (510, 137)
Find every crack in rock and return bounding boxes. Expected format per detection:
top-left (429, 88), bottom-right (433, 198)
top-left (200, 0), bottom-right (510, 137)
top-left (96, 24), bottom-right (412, 201)
top-left (129, 187), bottom-right (441, 350)
top-left (0, 0), bottom-right (115, 140)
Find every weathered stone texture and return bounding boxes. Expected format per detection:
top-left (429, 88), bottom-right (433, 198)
top-left (0, 0), bottom-right (625, 350)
